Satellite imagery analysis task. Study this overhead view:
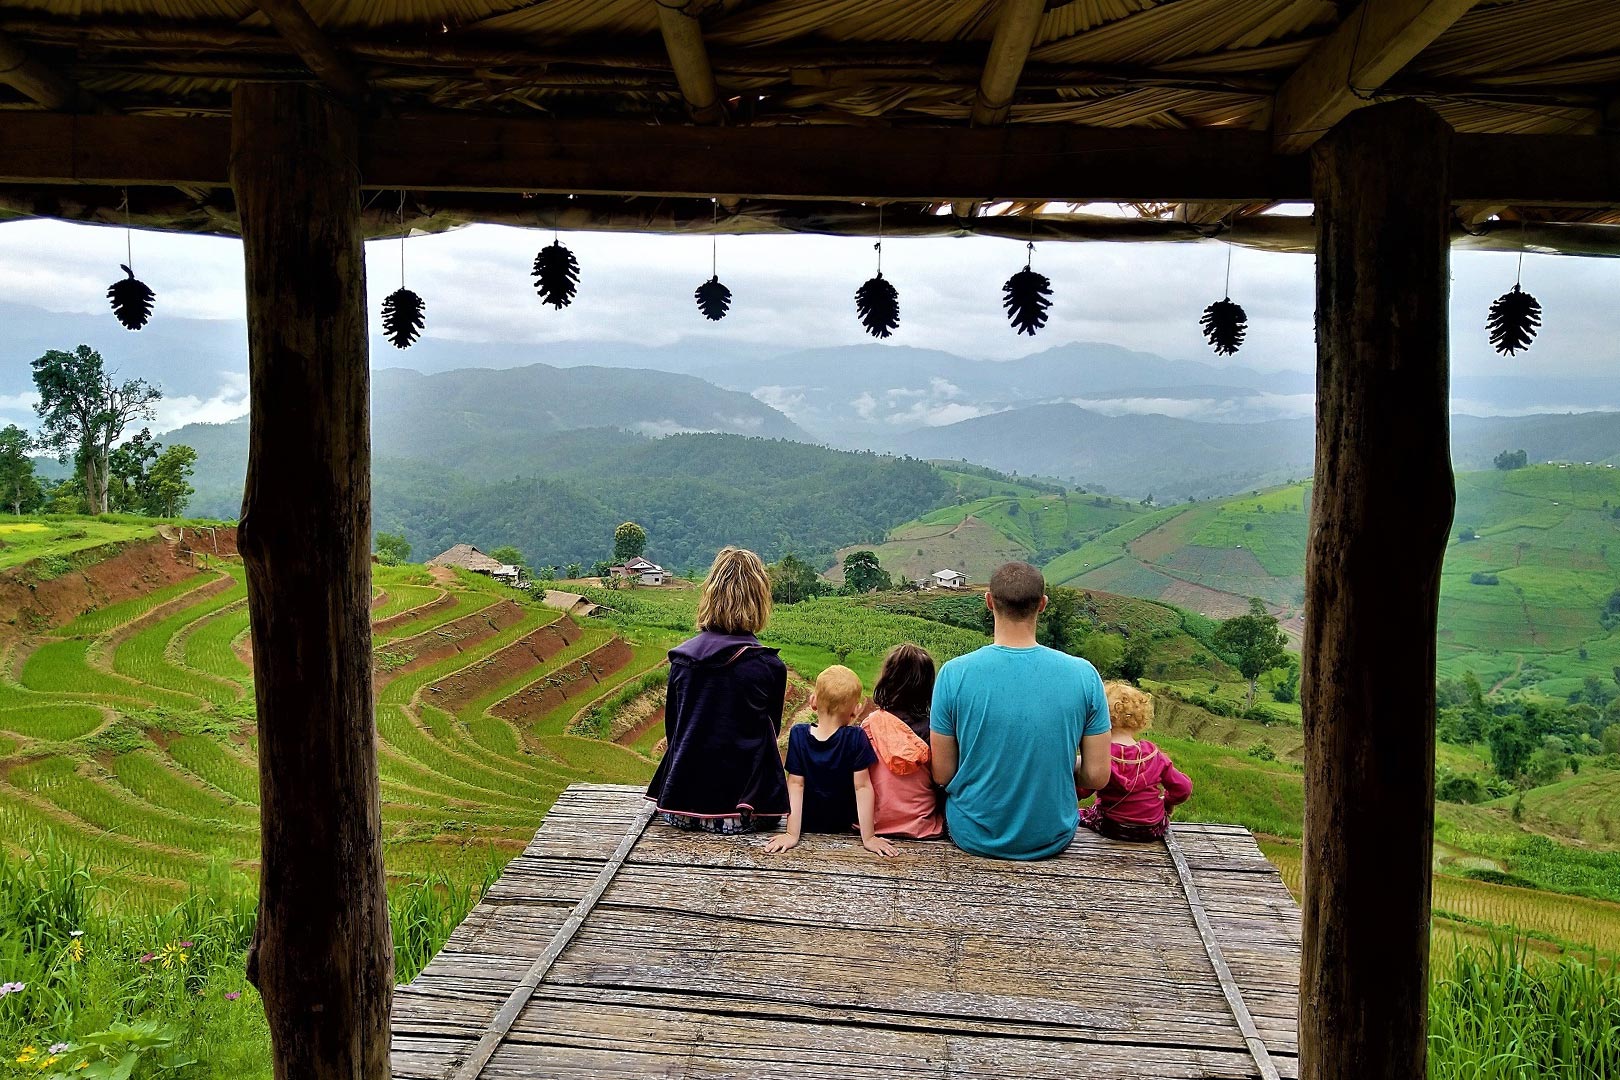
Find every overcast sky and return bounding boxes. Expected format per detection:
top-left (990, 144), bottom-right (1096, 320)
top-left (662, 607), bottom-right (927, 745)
top-left (3, 215), bottom-right (1618, 432)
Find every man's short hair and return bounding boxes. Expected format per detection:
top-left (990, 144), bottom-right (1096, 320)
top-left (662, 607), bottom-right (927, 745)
top-left (989, 562), bottom-right (1046, 621)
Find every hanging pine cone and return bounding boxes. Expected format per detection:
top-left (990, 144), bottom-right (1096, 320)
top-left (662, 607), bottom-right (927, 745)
top-left (1200, 297), bottom-right (1248, 356)
top-left (107, 264), bottom-right (155, 330)
top-left (381, 288), bottom-right (425, 349)
top-left (694, 276), bottom-right (732, 321)
top-left (1487, 284), bottom-right (1541, 356)
top-left (855, 273), bottom-right (900, 339)
top-left (1002, 267), bottom-right (1052, 336)
top-left (531, 240), bottom-right (579, 309)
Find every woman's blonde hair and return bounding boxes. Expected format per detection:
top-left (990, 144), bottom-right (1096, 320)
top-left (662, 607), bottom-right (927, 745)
top-left (1105, 681), bottom-right (1154, 733)
top-left (697, 547), bottom-right (772, 634)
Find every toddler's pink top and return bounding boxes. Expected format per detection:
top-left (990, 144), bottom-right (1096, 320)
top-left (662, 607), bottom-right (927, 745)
top-left (1076, 739), bottom-right (1193, 826)
top-left (861, 710), bottom-right (946, 840)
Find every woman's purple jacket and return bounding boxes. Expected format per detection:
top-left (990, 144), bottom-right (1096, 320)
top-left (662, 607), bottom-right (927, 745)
top-left (645, 630), bottom-right (790, 819)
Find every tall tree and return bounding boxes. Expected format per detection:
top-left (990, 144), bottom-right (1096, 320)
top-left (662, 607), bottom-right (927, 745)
top-left (769, 553), bottom-right (827, 604)
top-left (841, 550), bottom-right (891, 594)
top-left (31, 346), bottom-right (161, 514)
top-left (489, 545), bottom-right (529, 572)
top-left (0, 425), bottom-right (42, 515)
top-left (107, 427), bottom-right (161, 513)
top-left (146, 444), bottom-right (197, 517)
top-left (613, 521), bottom-right (648, 562)
top-left (1213, 597), bottom-right (1289, 705)
top-left (373, 532), bottom-right (411, 565)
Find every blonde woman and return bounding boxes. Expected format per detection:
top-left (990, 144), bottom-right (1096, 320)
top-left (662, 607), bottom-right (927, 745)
top-left (645, 547), bottom-right (789, 834)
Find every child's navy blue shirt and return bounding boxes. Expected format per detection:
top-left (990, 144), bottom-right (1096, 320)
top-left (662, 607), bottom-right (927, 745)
top-left (785, 723), bottom-right (877, 834)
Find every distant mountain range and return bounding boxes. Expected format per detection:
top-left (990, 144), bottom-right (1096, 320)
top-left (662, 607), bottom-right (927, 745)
top-left (893, 403), bottom-right (1620, 499)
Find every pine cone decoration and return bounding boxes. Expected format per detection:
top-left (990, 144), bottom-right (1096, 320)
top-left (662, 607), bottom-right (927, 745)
top-left (1487, 284), bottom-right (1541, 356)
top-left (107, 264), bottom-right (155, 330)
top-left (532, 240), bottom-right (579, 309)
top-left (1002, 267), bottom-right (1052, 336)
top-left (855, 273), bottom-right (900, 339)
top-left (382, 288), bottom-right (425, 349)
top-left (1200, 297), bottom-right (1248, 356)
top-left (694, 275), bottom-right (732, 321)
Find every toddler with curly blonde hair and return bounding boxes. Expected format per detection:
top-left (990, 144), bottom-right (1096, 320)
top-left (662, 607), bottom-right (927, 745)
top-left (1076, 682), bottom-right (1192, 842)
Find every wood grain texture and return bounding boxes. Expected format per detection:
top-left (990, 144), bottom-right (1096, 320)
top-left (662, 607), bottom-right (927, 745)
top-left (232, 82), bottom-right (391, 1080)
top-left (1303, 100), bottom-right (1454, 1080)
top-left (392, 786), bottom-right (1300, 1079)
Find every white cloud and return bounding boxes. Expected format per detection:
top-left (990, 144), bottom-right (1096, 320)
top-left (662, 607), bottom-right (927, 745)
top-left (891, 401), bottom-right (996, 427)
top-left (149, 372), bottom-right (250, 432)
top-left (752, 385), bottom-right (806, 416)
top-left (851, 392), bottom-right (877, 419)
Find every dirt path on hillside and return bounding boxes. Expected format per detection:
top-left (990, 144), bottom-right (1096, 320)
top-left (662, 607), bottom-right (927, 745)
top-left (1490, 655), bottom-right (1524, 695)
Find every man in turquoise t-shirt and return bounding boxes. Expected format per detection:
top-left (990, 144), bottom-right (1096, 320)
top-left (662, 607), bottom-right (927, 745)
top-left (931, 562), bottom-right (1113, 860)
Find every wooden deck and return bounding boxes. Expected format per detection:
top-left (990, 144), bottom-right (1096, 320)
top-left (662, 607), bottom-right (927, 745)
top-left (392, 784), bottom-right (1302, 1080)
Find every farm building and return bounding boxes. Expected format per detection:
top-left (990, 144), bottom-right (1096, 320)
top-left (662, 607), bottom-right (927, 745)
top-left (608, 556), bottom-right (669, 586)
top-left (4, 1), bottom-right (1619, 1078)
top-left (932, 568), bottom-right (969, 589)
top-left (427, 544), bottom-right (524, 587)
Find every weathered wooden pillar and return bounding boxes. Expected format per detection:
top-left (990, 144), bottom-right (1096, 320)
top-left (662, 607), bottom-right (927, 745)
top-left (1301, 100), bottom-right (1454, 1079)
top-left (231, 83), bottom-right (392, 1079)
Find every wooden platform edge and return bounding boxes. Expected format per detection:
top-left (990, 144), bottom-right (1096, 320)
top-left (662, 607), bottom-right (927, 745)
top-left (449, 797), bottom-right (657, 1080)
top-left (1166, 829), bottom-right (1284, 1080)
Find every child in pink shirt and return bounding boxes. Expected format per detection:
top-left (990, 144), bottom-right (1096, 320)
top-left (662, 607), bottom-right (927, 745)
top-left (1077, 682), bottom-right (1192, 842)
top-left (860, 644), bottom-right (945, 840)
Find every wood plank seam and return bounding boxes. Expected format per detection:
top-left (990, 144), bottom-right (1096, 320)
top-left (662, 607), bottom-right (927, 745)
top-left (1165, 828), bottom-right (1283, 1080)
top-left (449, 798), bottom-right (658, 1080)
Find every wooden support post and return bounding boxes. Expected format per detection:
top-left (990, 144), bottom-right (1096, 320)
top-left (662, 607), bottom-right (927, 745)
top-left (1302, 100), bottom-right (1453, 1080)
top-left (230, 83), bottom-right (391, 1080)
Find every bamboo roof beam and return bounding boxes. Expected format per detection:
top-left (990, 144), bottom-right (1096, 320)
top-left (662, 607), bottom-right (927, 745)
top-left (1182, 0), bottom-right (1478, 230)
top-left (1272, 0), bottom-right (1480, 154)
top-left (655, 1), bottom-right (724, 125)
top-left (0, 29), bottom-right (96, 111)
top-left (953, 0), bottom-right (1047, 218)
top-left (249, 0), bottom-right (367, 103)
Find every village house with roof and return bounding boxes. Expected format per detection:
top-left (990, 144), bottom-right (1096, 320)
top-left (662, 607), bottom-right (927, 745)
top-left (426, 543), bottom-right (526, 588)
top-left (606, 555), bottom-right (668, 586)
top-left (931, 568), bottom-right (968, 589)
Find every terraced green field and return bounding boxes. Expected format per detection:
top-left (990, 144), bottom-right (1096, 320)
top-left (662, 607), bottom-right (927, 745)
top-left (0, 539), bottom-right (674, 902)
top-left (828, 490), bottom-right (1148, 585)
top-left (1048, 466), bottom-right (1620, 694)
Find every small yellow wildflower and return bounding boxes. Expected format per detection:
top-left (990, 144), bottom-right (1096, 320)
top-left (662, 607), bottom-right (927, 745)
top-left (66, 938), bottom-right (84, 963)
top-left (40, 1054), bottom-right (61, 1068)
top-left (76, 1062), bottom-right (89, 1071)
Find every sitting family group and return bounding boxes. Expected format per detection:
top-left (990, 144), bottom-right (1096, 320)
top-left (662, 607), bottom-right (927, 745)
top-left (645, 548), bottom-right (1192, 860)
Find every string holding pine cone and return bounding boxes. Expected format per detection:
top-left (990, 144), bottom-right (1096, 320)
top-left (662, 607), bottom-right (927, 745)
top-left (694, 276), bottom-right (732, 321)
top-left (1002, 266), bottom-right (1052, 336)
top-left (855, 273), bottom-right (900, 339)
top-left (532, 240), bottom-right (579, 309)
top-left (381, 288), bottom-right (425, 349)
top-left (1200, 297), bottom-right (1248, 356)
top-left (107, 264), bottom-right (155, 331)
top-left (1487, 284), bottom-right (1541, 356)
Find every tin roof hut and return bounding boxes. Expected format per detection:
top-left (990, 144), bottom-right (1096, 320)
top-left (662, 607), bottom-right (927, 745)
top-left (4, 2), bottom-right (1619, 1077)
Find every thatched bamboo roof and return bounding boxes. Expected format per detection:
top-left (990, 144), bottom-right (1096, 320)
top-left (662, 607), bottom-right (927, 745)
top-left (2, 0), bottom-right (1618, 252)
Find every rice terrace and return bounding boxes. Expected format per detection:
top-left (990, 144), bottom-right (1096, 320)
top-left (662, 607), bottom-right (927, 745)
top-left (6, 0), bottom-right (1620, 1076)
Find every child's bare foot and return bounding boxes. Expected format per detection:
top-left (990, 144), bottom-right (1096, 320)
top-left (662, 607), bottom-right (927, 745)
top-left (764, 833), bottom-right (800, 854)
top-left (863, 836), bottom-right (899, 857)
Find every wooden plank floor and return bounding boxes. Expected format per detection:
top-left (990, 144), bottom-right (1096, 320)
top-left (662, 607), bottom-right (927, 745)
top-left (393, 784), bottom-right (1301, 1080)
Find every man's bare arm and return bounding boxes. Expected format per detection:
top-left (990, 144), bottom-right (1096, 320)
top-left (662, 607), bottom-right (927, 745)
top-left (1076, 731), bottom-right (1112, 791)
top-left (931, 732), bottom-right (959, 787)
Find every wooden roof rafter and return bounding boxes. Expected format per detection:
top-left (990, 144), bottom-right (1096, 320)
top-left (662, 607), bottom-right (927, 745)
top-left (953, 0), bottom-right (1047, 218)
top-left (655, 0), bottom-right (725, 124)
top-left (1181, 0), bottom-right (1482, 229)
top-left (248, 0), bottom-right (367, 103)
top-left (0, 28), bottom-right (96, 111)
